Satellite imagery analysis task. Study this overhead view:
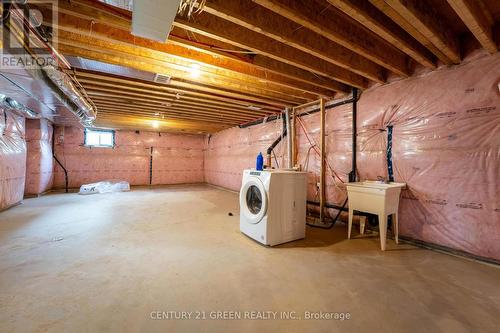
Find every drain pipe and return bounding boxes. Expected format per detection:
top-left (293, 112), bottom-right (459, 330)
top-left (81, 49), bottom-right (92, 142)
top-left (266, 114), bottom-right (286, 168)
top-left (349, 88), bottom-right (358, 182)
top-left (0, 94), bottom-right (40, 119)
top-left (285, 108), bottom-right (293, 169)
top-left (290, 108), bottom-right (297, 167)
top-left (52, 127), bottom-right (68, 193)
top-left (319, 98), bottom-right (326, 223)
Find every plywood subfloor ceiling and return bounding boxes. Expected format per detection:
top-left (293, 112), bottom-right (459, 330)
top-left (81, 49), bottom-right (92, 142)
top-left (35, 0), bottom-right (500, 133)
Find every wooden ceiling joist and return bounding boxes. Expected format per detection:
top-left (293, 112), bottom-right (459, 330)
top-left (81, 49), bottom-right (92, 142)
top-left (447, 0), bottom-right (497, 54)
top-left (169, 33), bottom-right (345, 94)
top-left (91, 99), bottom-right (260, 122)
top-left (57, 32), bottom-right (313, 104)
top-left (83, 89), bottom-right (272, 116)
top-left (56, 39), bottom-right (309, 106)
top-left (73, 71), bottom-right (284, 111)
top-left (82, 87), bottom-right (276, 115)
top-left (93, 105), bottom-right (248, 125)
top-left (37, 1), bottom-right (343, 96)
top-left (174, 14), bottom-right (358, 91)
top-left (49, 16), bottom-right (331, 99)
top-left (88, 97), bottom-right (265, 121)
top-left (378, 0), bottom-right (461, 64)
top-left (93, 114), bottom-right (229, 133)
top-left (31, 0), bottom-right (497, 134)
top-left (253, 0), bottom-right (411, 77)
top-left (203, 0), bottom-right (385, 83)
top-left (61, 44), bottom-right (297, 108)
top-left (91, 107), bottom-right (240, 125)
top-left (326, 0), bottom-right (436, 68)
top-left (368, 0), bottom-right (453, 65)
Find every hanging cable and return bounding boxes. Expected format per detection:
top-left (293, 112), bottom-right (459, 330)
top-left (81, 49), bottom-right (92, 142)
top-left (296, 116), bottom-right (345, 185)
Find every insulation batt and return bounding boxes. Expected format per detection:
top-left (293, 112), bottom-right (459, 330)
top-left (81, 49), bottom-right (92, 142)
top-left (24, 119), bottom-right (54, 195)
top-left (0, 107), bottom-right (26, 210)
top-left (53, 127), bottom-right (205, 188)
top-left (205, 52), bottom-right (500, 261)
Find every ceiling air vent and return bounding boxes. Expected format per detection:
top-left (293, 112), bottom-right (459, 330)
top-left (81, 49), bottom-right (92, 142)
top-left (154, 73), bottom-right (171, 85)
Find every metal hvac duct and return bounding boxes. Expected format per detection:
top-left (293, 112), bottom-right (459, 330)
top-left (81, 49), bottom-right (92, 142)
top-left (0, 94), bottom-right (41, 119)
top-left (42, 66), bottom-right (96, 124)
top-left (132, 0), bottom-right (183, 42)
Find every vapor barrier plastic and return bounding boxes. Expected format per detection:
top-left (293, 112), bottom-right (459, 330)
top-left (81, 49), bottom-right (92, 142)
top-left (205, 52), bottom-right (500, 261)
top-left (79, 180), bottom-right (130, 195)
top-left (53, 127), bottom-right (205, 188)
top-left (0, 107), bottom-right (26, 210)
top-left (205, 118), bottom-right (289, 191)
top-left (25, 119), bottom-right (53, 195)
top-left (354, 53), bottom-right (500, 260)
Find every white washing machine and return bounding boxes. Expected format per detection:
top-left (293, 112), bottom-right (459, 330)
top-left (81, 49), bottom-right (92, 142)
top-left (239, 169), bottom-right (308, 246)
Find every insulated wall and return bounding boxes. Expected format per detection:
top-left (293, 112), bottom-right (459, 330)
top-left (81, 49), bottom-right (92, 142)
top-left (205, 119), bottom-right (288, 190)
top-left (53, 126), bottom-right (204, 188)
top-left (204, 52), bottom-right (500, 261)
top-left (0, 107), bottom-right (26, 210)
top-left (25, 119), bottom-right (53, 195)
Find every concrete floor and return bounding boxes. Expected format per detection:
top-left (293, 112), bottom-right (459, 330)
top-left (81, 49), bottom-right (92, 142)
top-left (0, 185), bottom-right (499, 333)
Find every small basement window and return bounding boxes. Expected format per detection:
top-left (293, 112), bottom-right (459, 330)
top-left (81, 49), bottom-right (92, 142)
top-left (84, 128), bottom-right (115, 148)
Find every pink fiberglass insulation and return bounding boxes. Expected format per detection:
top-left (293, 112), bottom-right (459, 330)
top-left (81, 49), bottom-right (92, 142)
top-left (0, 106), bottom-right (26, 210)
top-left (205, 119), bottom-right (289, 190)
top-left (52, 126), bottom-right (205, 188)
top-left (204, 52), bottom-right (500, 260)
top-left (25, 119), bottom-right (54, 195)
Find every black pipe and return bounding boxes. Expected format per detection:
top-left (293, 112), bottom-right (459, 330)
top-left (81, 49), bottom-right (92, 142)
top-left (240, 92), bottom-right (361, 129)
top-left (149, 147), bottom-right (153, 185)
top-left (307, 200), bottom-right (348, 212)
top-left (349, 88), bottom-right (358, 182)
top-left (51, 127), bottom-right (68, 193)
top-left (266, 128), bottom-right (286, 155)
top-left (306, 198), bottom-right (348, 229)
top-left (297, 95), bottom-right (359, 118)
top-left (264, 115), bottom-right (287, 167)
top-left (239, 114), bottom-right (280, 129)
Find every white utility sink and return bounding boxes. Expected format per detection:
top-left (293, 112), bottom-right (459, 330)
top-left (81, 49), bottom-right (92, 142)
top-left (346, 181), bottom-right (406, 250)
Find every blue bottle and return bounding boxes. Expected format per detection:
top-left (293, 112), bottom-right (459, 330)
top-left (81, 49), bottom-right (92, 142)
top-left (256, 152), bottom-right (264, 171)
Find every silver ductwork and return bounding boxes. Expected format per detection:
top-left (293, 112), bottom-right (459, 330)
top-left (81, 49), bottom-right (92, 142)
top-left (43, 65), bottom-right (96, 124)
top-left (0, 94), bottom-right (41, 119)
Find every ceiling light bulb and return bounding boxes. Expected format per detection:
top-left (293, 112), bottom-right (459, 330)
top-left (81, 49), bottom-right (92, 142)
top-left (154, 112), bottom-right (160, 116)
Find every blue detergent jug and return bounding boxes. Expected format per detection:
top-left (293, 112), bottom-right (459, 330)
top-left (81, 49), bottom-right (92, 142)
top-left (256, 152), bottom-right (264, 171)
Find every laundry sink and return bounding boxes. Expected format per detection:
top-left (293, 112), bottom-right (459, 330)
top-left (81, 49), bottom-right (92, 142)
top-left (346, 181), bottom-right (406, 250)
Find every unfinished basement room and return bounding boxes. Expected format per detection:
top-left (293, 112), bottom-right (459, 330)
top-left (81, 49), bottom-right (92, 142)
top-left (0, 0), bottom-right (499, 332)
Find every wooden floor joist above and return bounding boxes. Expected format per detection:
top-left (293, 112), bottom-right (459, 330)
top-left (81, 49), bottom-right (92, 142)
top-left (71, 69), bottom-right (279, 133)
top-left (446, 0), bottom-right (498, 54)
top-left (30, 0), bottom-right (499, 133)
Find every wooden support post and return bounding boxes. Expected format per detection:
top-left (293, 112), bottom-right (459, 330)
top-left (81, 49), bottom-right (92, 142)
top-left (319, 98), bottom-right (326, 223)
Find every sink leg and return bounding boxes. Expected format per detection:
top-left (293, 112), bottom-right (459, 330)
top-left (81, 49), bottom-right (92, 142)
top-left (348, 208), bottom-right (354, 239)
top-left (378, 214), bottom-right (387, 251)
top-left (360, 216), bottom-right (366, 235)
top-left (393, 213), bottom-right (399, 244)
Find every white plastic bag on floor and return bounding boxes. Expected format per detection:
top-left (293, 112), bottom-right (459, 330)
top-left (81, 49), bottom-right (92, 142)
top-left (78, 180), bottom-right (130, 195)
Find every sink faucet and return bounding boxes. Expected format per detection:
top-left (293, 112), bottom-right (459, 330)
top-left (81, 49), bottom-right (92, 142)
top-left (377, 176), bottom-right (388, 184)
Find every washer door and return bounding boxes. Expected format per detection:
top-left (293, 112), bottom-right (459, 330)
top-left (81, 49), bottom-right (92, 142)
top-left (240, 177), bottom-right (267, 224)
